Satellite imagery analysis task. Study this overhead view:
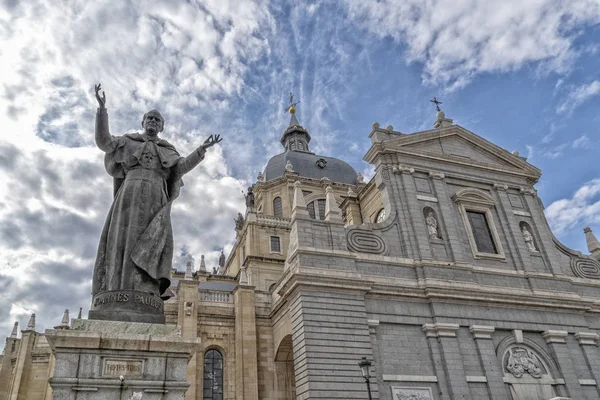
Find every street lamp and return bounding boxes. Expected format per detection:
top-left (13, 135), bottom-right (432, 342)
top-left (358, 357), bottom-right (373, 400)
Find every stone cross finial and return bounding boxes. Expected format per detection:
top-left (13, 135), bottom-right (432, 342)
top-left (325, 186), bottom-right (342, 222)
top-left (584, 227), bottom-right (600, 260)
top-left (185, 261), bottom-right (193, 279)
top-left (10, 321), bottom-right (18, 338)
top-left (26, 313), bottom-right (36, 330)
top-left (199, 255), bottom-right (207, 272)
top-left (239, 266), bottom-right (249, 285)
top-left (55, 309), bottom-right (70, 330)
top-left (291, 181), bottom-right (308, 218)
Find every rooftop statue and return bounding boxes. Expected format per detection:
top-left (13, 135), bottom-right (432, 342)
top-left (90, 84), bottom-right (222, 323)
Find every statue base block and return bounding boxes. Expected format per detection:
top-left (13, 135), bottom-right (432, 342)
top-left (89, 290), bottom-right (165, 324)
top-left (45, 319), bottom-right (199, 400)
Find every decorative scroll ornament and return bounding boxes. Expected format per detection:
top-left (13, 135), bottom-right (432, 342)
top-left (572, 259), bottom-right (600, 279)
top-left (347, 230), bottom-right (387, 254)
top-left (505, 347), bottom-right (544, 379)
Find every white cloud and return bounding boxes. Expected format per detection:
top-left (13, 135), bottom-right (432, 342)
top-left (546, 179), bottom-right (600, 235)
top-left (557, 80), bottom-right (600, 114)
top-left (343, 0), bottom-right (600, 90)
top-left (572, 135), bottom-right (591, 149)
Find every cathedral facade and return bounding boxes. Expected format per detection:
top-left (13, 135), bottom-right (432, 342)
top-left (2, 108), bottom-right (600, 400)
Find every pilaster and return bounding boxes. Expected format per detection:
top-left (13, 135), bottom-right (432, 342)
top-left (429, 172), bottom-right (466, 262)
top-left (542, 330), bottom-right (585, 399)
top-left (493, 186), bottom-right (529, 271)
top-left (0, 332), bottom-right (19, 400)
top-left (469, 325), bottom-right (509, 400)
top-left (178, 277), bottom-right (199, 400)
top-left (574, 332), bottom-right (600, 391)
top-left (397, 167), bottom-right (432, 259)
top-left (423, 323), bottom-right (470, 399)
top-left (234, 285), bottom-right (259, 400)
top-left (9, 326), bottom-right (36, 400)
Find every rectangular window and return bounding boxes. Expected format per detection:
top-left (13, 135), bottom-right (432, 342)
top-left (307, 202), bottom-right (316, 219)
top-left (466, 211), bottom-right (497, 254)
top-left (317, 199), bottom-right (326, 220)
top-left (270, 236), bottom-right (281, 253)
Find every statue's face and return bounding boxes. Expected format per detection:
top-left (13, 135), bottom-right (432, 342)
top-left (142, 110), bottom-right (164, 136)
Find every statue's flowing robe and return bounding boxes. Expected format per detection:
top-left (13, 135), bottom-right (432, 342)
top-left (93, 124), bottom-right (205, 299)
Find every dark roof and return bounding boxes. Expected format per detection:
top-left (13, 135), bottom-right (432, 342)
top-left (264, 150), bottom-right (358, 184)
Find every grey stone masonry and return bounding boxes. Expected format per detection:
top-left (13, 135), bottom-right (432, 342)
top-left (542, 330), bottom-right (586, 399)
top-left (45, 319), bottom-right (198, 400)
top-left (290, 289), bottom-right (378, 400)
top-left (575, 332), bottom-right (600, 395)
top-left (423, 323), bottom-right (470, 399)
top-left (469, 325), bottom-right (510, 400)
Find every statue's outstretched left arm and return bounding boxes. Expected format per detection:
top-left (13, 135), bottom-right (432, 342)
top-left (175, 134), bottom-right (222, 176)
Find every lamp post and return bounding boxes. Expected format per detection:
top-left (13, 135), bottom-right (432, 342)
top-left (358, 357), bottom-right (373, 400)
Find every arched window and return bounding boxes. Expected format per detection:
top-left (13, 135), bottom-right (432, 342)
top-left (307, 199), bottom-right (326, 220)
top-left (203, 349), bottom-right (223, 400)
top-left (375, 208), bottom-right (386, 223)
top-left (273, 197), bottom-right (283, 218)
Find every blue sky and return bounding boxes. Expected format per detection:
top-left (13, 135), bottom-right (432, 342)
top-left (1, 0), bottom-right (600, 341)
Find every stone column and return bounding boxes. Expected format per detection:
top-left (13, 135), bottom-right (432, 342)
top-left (178, 276), bottom-right (199, 400)
top-left (423, 323), bottom-right (470, 399)
top-left (542, 330), bottom-right (585, 399)
top-left (574, 332), bottom-right (600, 389)
top-left (234, 285), bottom-right (259, 400)
top-left (469, 325), bottom-right (509, 400)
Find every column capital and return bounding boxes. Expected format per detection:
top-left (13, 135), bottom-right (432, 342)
top-left (542, 330), bottom-right (568, 344)
top-left (574, 332), bottom-right (599, 346)
top-left (423, 323), bottom-right (459, 338)
top-left (469, 325), bottom-right (495, 339)
top-left (493, 183), bottom-right (508, 191)
top-left (428, 171), bottom-right (445, 180)
top-left (519, 187), bottom-right (537, 197)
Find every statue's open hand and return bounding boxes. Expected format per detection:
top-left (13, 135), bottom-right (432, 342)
top-left (94, 83), bottom-right (106, 109)
top-left (202, 134), bottom-right (223, 149)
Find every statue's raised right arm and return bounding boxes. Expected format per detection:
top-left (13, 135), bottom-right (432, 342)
top-left (94, 83), bottom-right (117, 153)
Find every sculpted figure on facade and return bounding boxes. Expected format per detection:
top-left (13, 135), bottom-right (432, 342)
top-left (92, 84), bottom-right (222, 301)
top-left (505, 347), bottom-right (544, 378)
top-left (521, 225), bottom-right (538, 252)
top-left (425, 210), bottom-right (440, 239)
top-left (245, 186), bottom-right (255, 209)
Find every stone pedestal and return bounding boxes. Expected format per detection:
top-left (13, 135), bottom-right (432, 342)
top-left (45, 319), bottom-right (199, 400)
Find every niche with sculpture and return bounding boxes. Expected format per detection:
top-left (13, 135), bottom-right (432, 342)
top-left (424, 207), bottom-right (442, 240)
top-left (519, 222), bottom-right (538, 252)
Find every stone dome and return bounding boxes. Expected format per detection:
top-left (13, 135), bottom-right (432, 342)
top-left (264, 151), bottom-right (358, 185)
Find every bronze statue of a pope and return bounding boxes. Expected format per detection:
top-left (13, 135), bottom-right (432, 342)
top-left (90, 84), bottom-right (221, 323)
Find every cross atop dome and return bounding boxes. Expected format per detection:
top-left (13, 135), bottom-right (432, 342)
top-left (280, 92), bottom-right (311, 151)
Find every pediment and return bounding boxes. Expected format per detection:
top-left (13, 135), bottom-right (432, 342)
top-left (376, 125), bottom-right (540, 179)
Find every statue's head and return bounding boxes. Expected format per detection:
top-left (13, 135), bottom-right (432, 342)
top-left (141, 109), bottom-right (164, 136)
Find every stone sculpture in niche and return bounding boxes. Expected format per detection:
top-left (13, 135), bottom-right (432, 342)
top-left (521, 225), bottom-right (538, 252)
top-left (90, 84), bottom-right (222, 323)
top-left (245, 186), bottom-right (255, 209)
top-left (425, 210), bottom-right (441, 239)
top-left (505, 347), bottom-right (544, 378)
top-left (234, 212), bottom-right (245, 230)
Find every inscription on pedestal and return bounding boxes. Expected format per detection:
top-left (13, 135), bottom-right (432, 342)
top-left (103, 359), bottom-right (143, 377)
top-left (89, 289), bottom-right (166, 323)
top-left (93, 291), bottom-right (163, 311)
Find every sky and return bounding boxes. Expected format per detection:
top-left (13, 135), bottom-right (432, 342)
top-left (1, 0), bottom-right (600, 343)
